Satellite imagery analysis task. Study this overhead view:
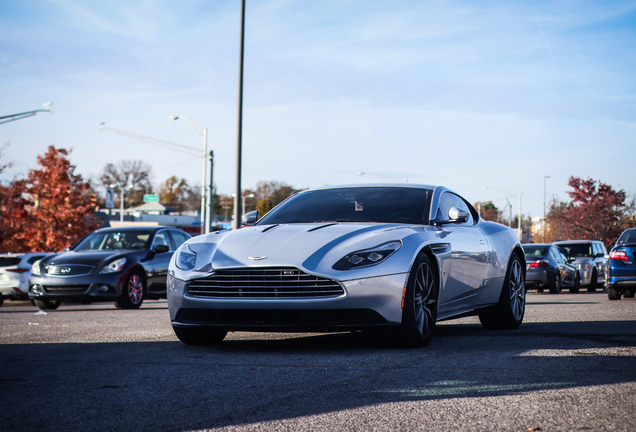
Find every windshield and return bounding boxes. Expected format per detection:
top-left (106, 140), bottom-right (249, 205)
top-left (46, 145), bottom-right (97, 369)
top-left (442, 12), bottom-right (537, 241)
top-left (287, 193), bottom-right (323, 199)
top-left (558, 243), bottom-right (592, 257)
top-left (74, 230), bottom-right (152, 251)
top-left (617, 229), bottom-right (636, 245)
top-left (257, 187), bottom-right (433, 225)
top-left (522, 246), bottom-right (548, 257)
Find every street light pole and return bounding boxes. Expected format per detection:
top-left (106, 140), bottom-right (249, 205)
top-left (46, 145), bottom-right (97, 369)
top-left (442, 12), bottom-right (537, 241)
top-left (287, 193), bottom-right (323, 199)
top-left (206, 151), bottom-right (214, 231)
top-left (170, 116), bottom-right (210, 234)
top-left (543, 176), bottom-right (551, 242)
top-left (233, 0), bottom-right (246, 230)
top-left (110, 183), bottom-right (133, 225)
top-left (0, 102), bottom-right (52, 125)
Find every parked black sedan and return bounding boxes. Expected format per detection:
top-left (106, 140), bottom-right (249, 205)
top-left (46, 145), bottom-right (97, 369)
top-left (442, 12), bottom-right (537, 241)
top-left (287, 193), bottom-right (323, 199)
top-left (28, 226), bottom-right (191, 310)
top-left (522, 244), bottom-right (580, 294)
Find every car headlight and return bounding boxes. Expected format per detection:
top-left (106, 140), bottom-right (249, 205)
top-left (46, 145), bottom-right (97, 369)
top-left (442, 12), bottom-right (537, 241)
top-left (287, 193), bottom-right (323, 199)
top-left (175, 243), bottom-right (197, 271)
top-left (99, 258), bottom-right (127, 274)
top-left (31, 260), bottom-right (42, 276)
top-left (333, 241), bottom-right (402, 271)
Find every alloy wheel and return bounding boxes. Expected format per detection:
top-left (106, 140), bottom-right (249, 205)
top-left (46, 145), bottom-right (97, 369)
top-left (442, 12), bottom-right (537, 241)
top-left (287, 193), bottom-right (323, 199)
top-left (128, 274), bottom-right (143, 305)
top-left (413, 261), bottom-right (436, 337)
top-left (508, 259), bottom-right (525, 321)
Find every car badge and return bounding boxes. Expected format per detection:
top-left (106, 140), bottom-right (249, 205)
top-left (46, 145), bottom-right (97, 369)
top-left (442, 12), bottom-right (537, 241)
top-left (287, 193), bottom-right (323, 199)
top-left (248, 256), bottom-right (268, 261)
top-left (60, 267), bottom-right (72, 274)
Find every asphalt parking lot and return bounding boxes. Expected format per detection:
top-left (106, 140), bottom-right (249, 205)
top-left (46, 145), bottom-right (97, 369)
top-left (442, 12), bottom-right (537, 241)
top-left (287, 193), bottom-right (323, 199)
top-left (1, 291), bottom-right (635, 432)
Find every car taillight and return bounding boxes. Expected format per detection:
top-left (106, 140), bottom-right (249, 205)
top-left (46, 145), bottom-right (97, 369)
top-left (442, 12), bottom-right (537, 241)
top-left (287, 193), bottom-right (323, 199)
top-left (528, 261), bottom-right (549, 268)
top-left (6, 268), bottom-right (29, 273)
top-left (610, 250), bottom-right (629, 261)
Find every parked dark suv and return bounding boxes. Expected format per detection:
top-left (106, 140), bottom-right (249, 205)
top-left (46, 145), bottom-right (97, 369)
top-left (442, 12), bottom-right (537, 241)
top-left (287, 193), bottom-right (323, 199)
top-left (606, 228), bottom-right (636, 300)
top-left (28, 226), bottom-right (191, 310)
top-left (552, 240), bottom-right (608, 292)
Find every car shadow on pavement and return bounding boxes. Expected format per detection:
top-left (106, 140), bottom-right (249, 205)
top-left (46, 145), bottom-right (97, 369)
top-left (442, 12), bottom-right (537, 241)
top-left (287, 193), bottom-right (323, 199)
top-left (1, 319), bottom-right (636, 432)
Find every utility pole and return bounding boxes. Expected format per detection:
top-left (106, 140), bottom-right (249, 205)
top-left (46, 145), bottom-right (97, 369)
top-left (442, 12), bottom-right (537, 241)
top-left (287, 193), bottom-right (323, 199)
top-left (233, 0), bottom-right (246, 230)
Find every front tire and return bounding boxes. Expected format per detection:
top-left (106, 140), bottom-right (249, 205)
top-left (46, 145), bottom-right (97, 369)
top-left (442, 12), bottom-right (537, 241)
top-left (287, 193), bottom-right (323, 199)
top-left (173, 326), bottom-right (228, 345)
top-left (479, 252), bottom-right (525, 330)
top-left (34, 299), bottom-right (61, 310)
top-left (391, 253), bottom-right (438, 348)
top-left (588, 271), bottom-right (598, 292)
top-left (114, 271), bottom-right (145, 309)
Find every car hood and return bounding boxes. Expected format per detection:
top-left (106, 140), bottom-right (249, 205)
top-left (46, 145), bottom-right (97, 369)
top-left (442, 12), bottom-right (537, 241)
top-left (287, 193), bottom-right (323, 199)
top-left (43, 250), bottom-right (135, 268)
top-left (187, 223), bottom-right (423, 278)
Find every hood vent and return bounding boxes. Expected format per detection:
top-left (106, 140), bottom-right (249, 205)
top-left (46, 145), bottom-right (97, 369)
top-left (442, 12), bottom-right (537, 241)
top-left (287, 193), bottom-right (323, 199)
top-left (187, 267), bottom-right (344, 298)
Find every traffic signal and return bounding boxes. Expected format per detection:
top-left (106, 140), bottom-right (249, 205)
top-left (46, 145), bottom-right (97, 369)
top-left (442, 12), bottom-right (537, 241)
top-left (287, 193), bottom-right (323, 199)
top-left (90, 193), bottom-right (97, 209)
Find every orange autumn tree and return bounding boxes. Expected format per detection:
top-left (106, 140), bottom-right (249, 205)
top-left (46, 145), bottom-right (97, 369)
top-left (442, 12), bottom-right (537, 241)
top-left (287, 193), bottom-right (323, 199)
top-left (0, 162), bottom-right (30, 252)
top-left (14, 146), bottom-right (100, 252)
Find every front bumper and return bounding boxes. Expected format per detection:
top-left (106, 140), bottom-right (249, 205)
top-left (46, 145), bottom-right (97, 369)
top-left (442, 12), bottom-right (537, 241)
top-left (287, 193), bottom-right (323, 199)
top-left (28, 272), bottom-right (127, 302)
top-left (168, 272), bottom-right (408, 331)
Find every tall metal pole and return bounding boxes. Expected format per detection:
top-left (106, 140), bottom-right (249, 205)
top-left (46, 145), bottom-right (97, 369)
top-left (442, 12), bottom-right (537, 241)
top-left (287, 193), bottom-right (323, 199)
top-left (200, 127), bottom-right (208, 235)
top-left (233, 0), bottom-right (246, 230)
top-left (543, 176), bottom-right (550, 242)
top-left (206, 150), bottom-right (214, 232)
top-left (120, 187), bottom-right (125, 225)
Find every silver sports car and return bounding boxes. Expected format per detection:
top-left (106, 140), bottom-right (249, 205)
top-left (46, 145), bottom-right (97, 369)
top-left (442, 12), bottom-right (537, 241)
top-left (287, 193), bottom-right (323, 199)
top-left (167, 184), bottom-right (526, 347)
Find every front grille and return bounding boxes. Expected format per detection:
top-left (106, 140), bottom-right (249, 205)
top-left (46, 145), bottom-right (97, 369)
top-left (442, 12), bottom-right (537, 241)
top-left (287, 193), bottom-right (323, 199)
top-left (187, 267), bottom-right (345, 298)
top-left (46, 265), bottom-right (93, 276)
top-left (176, 308), bottom-right (387, 328)
top-left (43, 285), bottom-right (90, 294)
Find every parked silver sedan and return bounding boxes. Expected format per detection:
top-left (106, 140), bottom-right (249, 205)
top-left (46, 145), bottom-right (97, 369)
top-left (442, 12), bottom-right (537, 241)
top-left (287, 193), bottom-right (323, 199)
top-left (168, 184), bottom-right (526, 348)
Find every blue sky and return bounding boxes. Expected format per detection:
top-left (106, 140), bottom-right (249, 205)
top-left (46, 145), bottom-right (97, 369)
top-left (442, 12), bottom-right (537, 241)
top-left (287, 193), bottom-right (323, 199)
top-left (1, 0), bottom-right (635, 220)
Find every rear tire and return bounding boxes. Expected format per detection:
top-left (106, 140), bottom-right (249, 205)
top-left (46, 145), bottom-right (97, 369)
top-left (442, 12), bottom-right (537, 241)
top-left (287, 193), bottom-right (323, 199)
top-left (34, 299), bottom-right (61, 310)
top-left (607, 286), bottom-right (621, 300)
top-left (0, 295), bottom-right (4, 307)
top-left (570, 272), bottom-right (580, 293)
top-left (479, 252), bottom-right (526, 330)
top-left (173, 326), bottom-right (228, 345)
top-left (390, 253), bottom-right (438, 348)
top-left (549, 273), bottom-right (561, 294)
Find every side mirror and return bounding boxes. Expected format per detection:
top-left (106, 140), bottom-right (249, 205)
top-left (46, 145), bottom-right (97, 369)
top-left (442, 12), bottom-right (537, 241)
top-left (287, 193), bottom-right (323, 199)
top-left (568, 256), bottom-right (576, 263)
top-left (153, 244), bottom-right (170, 253)
top-left (64, 247), bottom-right (71, 252)
top-left (241, 210), bottom-right (259, 226)
top-left (448, 207), bottom-right (470, 223)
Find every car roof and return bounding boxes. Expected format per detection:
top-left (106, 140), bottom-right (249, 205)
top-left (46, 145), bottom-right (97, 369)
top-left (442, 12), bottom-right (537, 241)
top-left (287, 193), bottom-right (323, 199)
top-left (305, 183), bottom-right (438, 191)
top-left (0, 252), bottom-right (52, 258)
top-left (553, 240), bottom-right (598, 244)
top-left (94, 226), bottom-right (177, 233)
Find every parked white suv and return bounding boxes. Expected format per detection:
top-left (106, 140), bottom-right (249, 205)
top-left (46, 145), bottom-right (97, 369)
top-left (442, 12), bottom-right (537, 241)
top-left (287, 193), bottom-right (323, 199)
top-left (552, 240), bottom-right (608, 291)
top-left (0, 253), bottom-right (52, 306)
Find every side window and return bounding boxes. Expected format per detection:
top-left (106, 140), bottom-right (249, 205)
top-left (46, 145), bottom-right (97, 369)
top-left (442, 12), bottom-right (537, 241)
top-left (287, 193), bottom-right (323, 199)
top-left (551, 247), bottom-right (562, 261)
top-left (438, 192), bottom-right (474, 225)
top-left (169, 231), bottom-right (189, 249)
top-left (153, 231), bottom-right (174, 251)
top-left (592, 243), bottom-right (600, 256)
